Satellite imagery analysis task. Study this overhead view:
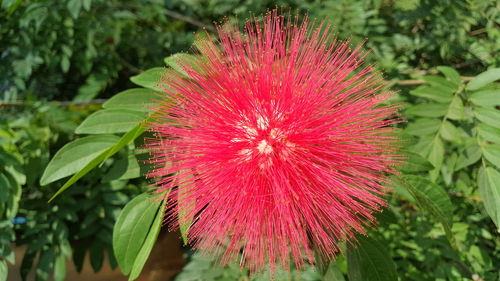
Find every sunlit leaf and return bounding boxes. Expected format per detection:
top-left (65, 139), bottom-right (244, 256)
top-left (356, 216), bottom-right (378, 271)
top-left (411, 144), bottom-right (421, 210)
top-left (467, 68), bottom-right (500, 90)
top-left (478, 166), bottom-right (500, 231)
top-left (75, 109), bottom-right (145, 134)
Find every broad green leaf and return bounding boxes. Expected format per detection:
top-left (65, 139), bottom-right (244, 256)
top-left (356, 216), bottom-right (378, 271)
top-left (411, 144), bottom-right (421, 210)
top-left (469, 89), bottom-right (500, 107)
top-left (113, 193), bottom-right (161, 276)
top-left (446, 96), bottom-right (466, 120)
top-left (0, 173), bottom-right (10, 203)
top-left (347, 236), bottom-right (397, 281)
top-left (437, 66), bottom-right (461, 85)
top-left (399, 175), bottom-right (456, 248)
top-left (455, 145), bottom-right (481, 171)
top-left (467, 68), bottom-right (500, 90)
top-left (474, 107), bottom-right (500, 128)
top-left (410, 86), bottom-right (453, 103)
top-left (90, 243), bottom-right (104, 272)
top-left (53, 255), bottom-right (66, 281)
top-left (75, 109), bottom-right (145, 134)
top-left (427, 137), bottom-right (444, 180)
top-left (0, 260), bottom-right (6, 281)
top-left (399, 151), bottom-right (434, 173)
top-left (103, 153), bottom-right (141, 182)
top-left (128, 201), bottom-right (165, 281)
top-left (478, 166), bottom-right (500, 231)
top-left (406, 103), bottom-right (448, 117)
top-left (422, 75), bottom-right (458, 93)
top-left (477, 123), bottom-right (500, 143)
top-left (482, 145), bottom-right (500, 169)
top-left (130, 67), bottom-right (166, 91)
top-left (440, 121), bottom-right (462, 142)
top-left (103, 88), bottom-right (160, 112)
top-left (49, 121), bottom-right (147, 202)
top-left (324, 262), bottom-right (346, 281)
top-left (164, 53), bottom-right (200, 77)
top-left (405, 118), bottom-right (441, 135)
top-left (40, 135), bottom-right (120, 185)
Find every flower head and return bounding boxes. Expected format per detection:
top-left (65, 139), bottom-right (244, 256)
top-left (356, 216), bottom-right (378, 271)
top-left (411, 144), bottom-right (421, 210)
top-left (146, 10), bottom-right (400, 273)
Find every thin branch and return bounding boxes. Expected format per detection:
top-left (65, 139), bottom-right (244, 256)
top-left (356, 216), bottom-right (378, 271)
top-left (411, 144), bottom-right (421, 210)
top-left (164, 10), bottom-right (216, 32)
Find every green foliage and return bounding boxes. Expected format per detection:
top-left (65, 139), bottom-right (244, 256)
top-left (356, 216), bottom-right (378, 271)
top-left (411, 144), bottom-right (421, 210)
top-left (2, 0), bottom-right (500, 280)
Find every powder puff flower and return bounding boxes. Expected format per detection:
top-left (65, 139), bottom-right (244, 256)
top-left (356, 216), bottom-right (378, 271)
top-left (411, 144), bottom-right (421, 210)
top-left (146, 10), bottom-right (400, 274)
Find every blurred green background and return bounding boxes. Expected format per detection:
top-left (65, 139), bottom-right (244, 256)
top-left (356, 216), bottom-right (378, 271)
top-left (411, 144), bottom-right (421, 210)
top-left (1, 0), bottom-right (499, 280)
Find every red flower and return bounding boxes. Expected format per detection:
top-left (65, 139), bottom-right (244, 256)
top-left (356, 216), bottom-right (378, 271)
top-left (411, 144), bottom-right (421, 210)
top-left (146, 10), bottom-right (400, 273)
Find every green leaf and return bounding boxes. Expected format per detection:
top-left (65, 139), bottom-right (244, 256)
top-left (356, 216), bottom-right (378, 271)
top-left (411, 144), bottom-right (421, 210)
top-left (113, 193), bottom-right (161, 275)
top-left (467, 68), bottom-right (500, 90)
top-left (474, 107), bottom-right (500, 128)
top-left (477, 123), bottom-right (500, 143)
top-left (405, 118), bottom-right (441, 135)
top-left (49, 122), bottom-right (147, 202)
top-left (399, 151), bottom-right (434, 173)
top-left (75, 109), bottom-right (145, 134)
top-left (469, 89), bottom-right (500, 107)
top-left (399, 175), bottom-right (456, 248)
top-left (482, 145), bottom-right (500, 169)
top-left (103, 153), bottom-right (140, 182)
top-left (437, 66), bottom-right (461, 85)
top-left (440, 121), bottom-right (462, 142)
top-left (128, 200), bottom-right (165, 281)
top-left (53, 255), bottom-right (66, 281)
top-left (103, 88), bottom-right (160, 112)
top-left (164, 53), bottom-right (200, 77)
top-left (410, 86), bottom-right (453, 103)
top-left (90, 242), bottom-right (104, 272)
top-left (178, 189), bottom-right (195, 245)
top-left (347, 236), bottom-right (397, 281)
top-left (455, 145), bottom-right (481, 171)
top-left (67, 0), bottom-right (82, 19)
top-left (130, 68), bottom-right (166, 91)
top-left (406, 103), bottom-right (448, 117)
top-left (478, 166), bottom-right (500, 231)
top-left (446, 96), bottom-right (466, 120)
top-left (323, 262), bottom-right (346, 281)
top-left (422, 75), bottom-right (458, 93)
top-left (40, 135), bottom-right (120, 185)
top-left (427, 137), bottom-right (444, 180)
top-left (0, 260), bottom-right (7, 281)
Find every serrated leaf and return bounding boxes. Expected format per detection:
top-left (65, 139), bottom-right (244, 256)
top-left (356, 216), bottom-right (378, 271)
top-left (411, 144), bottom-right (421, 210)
top-left (405, 118), bottom-right (441, 135)
top-left (467, 68), bottom-right (500, 90)
top-left (113, 193), bottom-right (161, 275)
top-left (482, 145), bottom-right (500, 169)
top-left (478, 166), bottom-right (500, 231)
top-left (103, 88), bottom-right (160, 112)
top-left (410, 86), bottom-right (453, 103)
top-left (347, 236), bottom-right (397, 281)
top-left (399, 175), bottom-right (456, 248)
top-left (40, 135), bottom-right (120, 185)
top-left (477, 123), bottom-right (500, 143)
top-left (437, 66), bottom-right (461, 85)
top-left (128, 200), bottom-right (165, 281)
top-left (399, 151), bottom-right (434, 173)
top-left (75, 109), bottom-right (145, 134)
top-left (440, 121), bottom-right (462, 142)
top-left (474, 107), bottom-right (500, 128)
top-left (130, 67), bottom-right (166, 91)
top-left (469, 89), bottom-right (500, 107)
top-left (406, 103), bottom-right (448, 117)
